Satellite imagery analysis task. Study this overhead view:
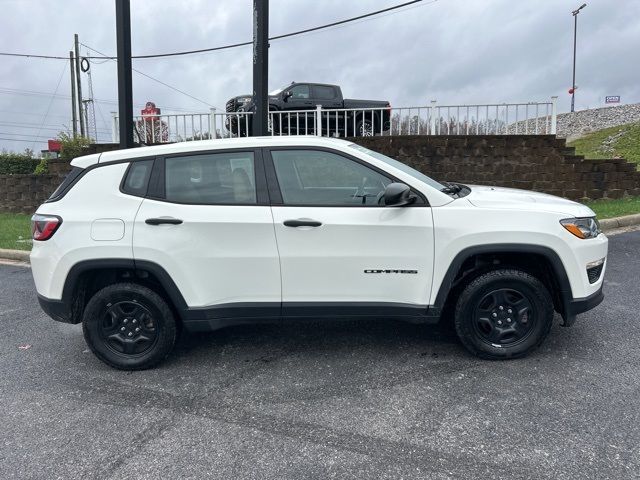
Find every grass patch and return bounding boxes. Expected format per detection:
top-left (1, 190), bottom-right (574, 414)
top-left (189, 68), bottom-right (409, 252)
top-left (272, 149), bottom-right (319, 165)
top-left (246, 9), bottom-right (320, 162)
top-left (568, 122), bottom-right (640, 167)
top-left (584, 197), bottom-right (640, 219)
top-left (0, 213), bottom-right (32, 251)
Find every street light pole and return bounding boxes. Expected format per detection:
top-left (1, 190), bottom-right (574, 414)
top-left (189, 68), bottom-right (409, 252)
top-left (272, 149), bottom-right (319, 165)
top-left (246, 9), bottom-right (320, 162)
top-left (571, 3), bottom-right (587, 113)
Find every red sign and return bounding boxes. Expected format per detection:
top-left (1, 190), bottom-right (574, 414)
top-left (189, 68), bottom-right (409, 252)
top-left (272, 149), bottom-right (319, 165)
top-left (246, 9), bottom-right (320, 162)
top-left (141, 101), bottom-right (161, 119)
top-left (48, 139), bottom-right (61, 152)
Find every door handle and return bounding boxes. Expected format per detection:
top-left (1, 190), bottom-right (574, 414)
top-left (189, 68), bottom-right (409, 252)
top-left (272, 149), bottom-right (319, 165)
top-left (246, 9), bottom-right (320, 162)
top-left (145, 217), bottom-right (183, 225)
top-left (283, 219), bottom-right (322, 228)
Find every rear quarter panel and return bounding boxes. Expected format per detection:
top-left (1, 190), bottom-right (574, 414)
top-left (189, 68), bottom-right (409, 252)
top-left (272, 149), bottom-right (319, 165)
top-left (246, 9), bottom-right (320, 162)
top-left (31, 162), bottom-right (143, 299)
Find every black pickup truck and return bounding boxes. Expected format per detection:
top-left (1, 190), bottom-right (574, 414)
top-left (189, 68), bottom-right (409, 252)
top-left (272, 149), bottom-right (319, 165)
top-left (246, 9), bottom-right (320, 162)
top-left (225, 82), bottom-right (391, 136)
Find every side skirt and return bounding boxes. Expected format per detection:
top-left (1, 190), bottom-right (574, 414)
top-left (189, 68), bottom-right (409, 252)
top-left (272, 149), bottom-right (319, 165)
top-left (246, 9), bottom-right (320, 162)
top-left (182, 302), bottom-right (441, 332)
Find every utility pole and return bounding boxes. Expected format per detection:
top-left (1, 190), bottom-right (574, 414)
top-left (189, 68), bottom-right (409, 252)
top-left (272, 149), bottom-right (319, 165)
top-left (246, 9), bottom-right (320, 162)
top-left (570, 3), bottom-right (587, 113)
top-left (69, 51), bottom-right (78, 137)
top-left (252, 0), bottom-right (269, 136)
top-left (74, 34), bottom-right (85, 136)
top-left (115, 0), bottom-right (134, 148)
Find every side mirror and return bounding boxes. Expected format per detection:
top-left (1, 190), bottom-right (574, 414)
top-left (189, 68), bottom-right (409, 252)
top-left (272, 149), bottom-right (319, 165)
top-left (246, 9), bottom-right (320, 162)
top-left (382, 183), bottom-right (416, 207)
top-left (283, 91), bottom-right (293, 102)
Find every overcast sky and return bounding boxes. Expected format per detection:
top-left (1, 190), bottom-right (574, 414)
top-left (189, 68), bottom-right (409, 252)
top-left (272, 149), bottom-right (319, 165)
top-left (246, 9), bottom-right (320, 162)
top-left (0, 0), bottom-right (637, 152)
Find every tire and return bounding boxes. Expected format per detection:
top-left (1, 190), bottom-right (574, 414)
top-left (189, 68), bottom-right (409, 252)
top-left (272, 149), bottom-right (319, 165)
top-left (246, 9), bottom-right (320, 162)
top-left (356, 117), bottom-right (375, 137)
top-left (454, 269), bottom-right (554, 360)
top-left (82, 283), bottom-right (177, 370)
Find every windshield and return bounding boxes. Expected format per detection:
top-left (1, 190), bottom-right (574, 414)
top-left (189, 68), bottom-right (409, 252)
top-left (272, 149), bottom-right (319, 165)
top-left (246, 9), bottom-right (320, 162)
top-left (348, 144), bottom-right (446, 191)
top-left (269, 87), bottom-right (285, 95)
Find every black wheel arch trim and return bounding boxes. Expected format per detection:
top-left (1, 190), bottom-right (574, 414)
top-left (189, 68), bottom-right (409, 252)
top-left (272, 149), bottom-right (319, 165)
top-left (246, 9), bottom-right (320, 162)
top-left (54, 258), bottom-right (189, 324)
top-left (432, 243), bottom-right (578, 325)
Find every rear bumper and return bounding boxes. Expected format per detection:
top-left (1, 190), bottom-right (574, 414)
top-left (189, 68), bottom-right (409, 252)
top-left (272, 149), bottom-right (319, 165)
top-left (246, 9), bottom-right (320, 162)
top-left (37, 294), bottom-right (74, 324)
top-left (562, 284), bottom-right (604, 327)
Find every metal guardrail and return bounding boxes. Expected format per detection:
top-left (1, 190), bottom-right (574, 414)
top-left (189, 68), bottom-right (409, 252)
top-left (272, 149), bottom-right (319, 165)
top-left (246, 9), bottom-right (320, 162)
top-left (111, 97), bottom-right (558, 144)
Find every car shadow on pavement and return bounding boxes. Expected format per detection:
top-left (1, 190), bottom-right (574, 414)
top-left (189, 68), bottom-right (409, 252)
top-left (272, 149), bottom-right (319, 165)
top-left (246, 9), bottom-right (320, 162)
top-left (170, 317), bottom-right (461, 366)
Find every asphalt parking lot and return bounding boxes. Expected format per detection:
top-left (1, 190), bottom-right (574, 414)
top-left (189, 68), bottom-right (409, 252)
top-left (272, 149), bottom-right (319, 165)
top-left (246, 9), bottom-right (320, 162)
top-left (1, 231), bottom-right (639, 480)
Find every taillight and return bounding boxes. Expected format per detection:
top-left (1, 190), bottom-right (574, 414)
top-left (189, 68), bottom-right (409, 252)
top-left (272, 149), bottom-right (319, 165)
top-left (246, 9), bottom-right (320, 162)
top-left (31, 214), bottom-right (62, 241)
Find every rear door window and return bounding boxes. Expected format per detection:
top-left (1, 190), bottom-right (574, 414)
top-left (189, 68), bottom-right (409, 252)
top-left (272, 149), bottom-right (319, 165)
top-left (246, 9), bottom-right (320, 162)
top-left (313, 85), bottom-right (337, 100)
top-left (165, 151), bottom-right (256, 204)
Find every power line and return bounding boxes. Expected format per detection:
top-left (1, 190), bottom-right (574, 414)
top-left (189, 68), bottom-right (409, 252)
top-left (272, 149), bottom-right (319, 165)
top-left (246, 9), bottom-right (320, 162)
top-left (0, 0), bottom-right (430, 61)
top-left (0, 87), bottom-right (198, 111)
top-left (0, 109), bottom-right (72, 119)
top-left (0, 120), bottom-right (71, 128)
top-left (0, 132), bottom-right (63, 139)
top-left (0, 52), bottom-right (68, 60)
top-left (81, 44), bottom-right (217, 108)
top-left (31, 62), bottom-right (67, 150)
top-left (0, 137), bottom-right (51, 143)
top-left (0, 123), bottom-right (110, 133)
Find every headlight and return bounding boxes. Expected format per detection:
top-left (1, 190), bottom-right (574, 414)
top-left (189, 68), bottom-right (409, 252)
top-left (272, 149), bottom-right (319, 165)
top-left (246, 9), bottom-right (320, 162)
top-left (560, 217), bottom-right (601, 239)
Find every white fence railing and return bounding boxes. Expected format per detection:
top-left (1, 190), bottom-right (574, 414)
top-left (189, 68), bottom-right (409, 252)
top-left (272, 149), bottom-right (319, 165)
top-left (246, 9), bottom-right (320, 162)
top-left (111, 97), bottom-right (557, 144)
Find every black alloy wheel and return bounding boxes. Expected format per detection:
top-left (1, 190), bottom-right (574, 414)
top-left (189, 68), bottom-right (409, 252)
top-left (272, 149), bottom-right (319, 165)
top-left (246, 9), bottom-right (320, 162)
top-left (454, 269), bottom-right (554, 359)
top-left (99, 299), bottom-right (158, 356)
top-left (472, 288), bottom-right (535, 346)
top-left (83, 283), bottom-right (177, 370)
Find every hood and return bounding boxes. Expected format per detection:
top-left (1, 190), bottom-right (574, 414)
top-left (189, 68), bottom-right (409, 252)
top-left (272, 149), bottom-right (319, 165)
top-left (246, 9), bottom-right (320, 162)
top-left (232, 94), bottom-right (280, 104)
top-left (233, 94), bottom-right (252, 102)
top-left (466, 185), bottom-right (595, 217)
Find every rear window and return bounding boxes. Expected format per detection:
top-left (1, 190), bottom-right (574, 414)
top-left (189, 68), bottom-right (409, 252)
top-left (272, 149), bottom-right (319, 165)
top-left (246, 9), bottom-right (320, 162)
top-left (47, 167), bottom-right (84, 201)
top-left (313, 85), bottom-right (337, 100)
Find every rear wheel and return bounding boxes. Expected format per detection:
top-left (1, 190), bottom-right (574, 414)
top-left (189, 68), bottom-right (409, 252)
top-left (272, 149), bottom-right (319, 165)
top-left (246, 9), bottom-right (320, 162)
top-left (454, 269), bottom-right (554, 359)
top-left (356, 117), bottom-right (375, 136)
top-left (82, 283), bottom-right (177, 370)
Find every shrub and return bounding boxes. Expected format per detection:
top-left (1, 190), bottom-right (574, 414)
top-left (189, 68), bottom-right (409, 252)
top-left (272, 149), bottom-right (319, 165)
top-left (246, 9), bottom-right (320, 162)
top-left (58, 133), bottom-right (92, 161)
top-left (34, 158), bottom-right (49, 175)
top-left (0, 152), bottom-right (39, 174)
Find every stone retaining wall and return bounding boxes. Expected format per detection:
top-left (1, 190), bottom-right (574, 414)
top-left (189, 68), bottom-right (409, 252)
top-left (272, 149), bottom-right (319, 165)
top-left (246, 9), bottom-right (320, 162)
top-left (1, 137), bottom-right (639, 214)
top-left (351, 135), bottom-right (640, 201)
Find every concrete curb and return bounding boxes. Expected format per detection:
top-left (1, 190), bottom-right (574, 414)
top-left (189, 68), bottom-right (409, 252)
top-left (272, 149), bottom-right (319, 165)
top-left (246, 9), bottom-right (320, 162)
top-left (599, 213), bottom-right (640, 232)
top-left (0, 213), bottom-right (639, 263)
top-left (0, 248), bottom-right (30, 262)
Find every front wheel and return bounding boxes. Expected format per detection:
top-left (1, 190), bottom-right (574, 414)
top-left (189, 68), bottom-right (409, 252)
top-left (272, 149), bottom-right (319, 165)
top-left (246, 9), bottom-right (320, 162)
top-left (454, 269), bottom-right (554, 359)
top-left (82, 283), bottom-right (177, 370)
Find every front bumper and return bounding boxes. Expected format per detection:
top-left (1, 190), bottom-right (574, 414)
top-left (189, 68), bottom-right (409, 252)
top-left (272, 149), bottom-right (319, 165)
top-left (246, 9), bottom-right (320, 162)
top-left (562, 284), bottom-right (604, 327)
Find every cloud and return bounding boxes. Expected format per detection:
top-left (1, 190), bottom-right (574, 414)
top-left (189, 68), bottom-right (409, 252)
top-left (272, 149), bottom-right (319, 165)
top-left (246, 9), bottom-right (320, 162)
top-left (0, 0), bottom-right (638, 151)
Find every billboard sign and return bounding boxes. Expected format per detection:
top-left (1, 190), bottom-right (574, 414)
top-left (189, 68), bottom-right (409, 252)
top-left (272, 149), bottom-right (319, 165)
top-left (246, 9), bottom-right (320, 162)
top-left (605, 96), bottom-right (621, 104)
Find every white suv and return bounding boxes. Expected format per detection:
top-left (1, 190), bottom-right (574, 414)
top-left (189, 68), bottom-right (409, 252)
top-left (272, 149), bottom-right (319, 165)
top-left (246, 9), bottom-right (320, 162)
top-left (31, 136), bottom-right (607, 370)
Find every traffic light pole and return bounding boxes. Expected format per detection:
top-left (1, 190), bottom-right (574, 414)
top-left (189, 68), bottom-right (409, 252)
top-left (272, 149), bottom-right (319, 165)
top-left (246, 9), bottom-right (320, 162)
top-left (115, 0), bottom-right (135, 148)
top-left (252, 0), bottom-right (269, 136)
